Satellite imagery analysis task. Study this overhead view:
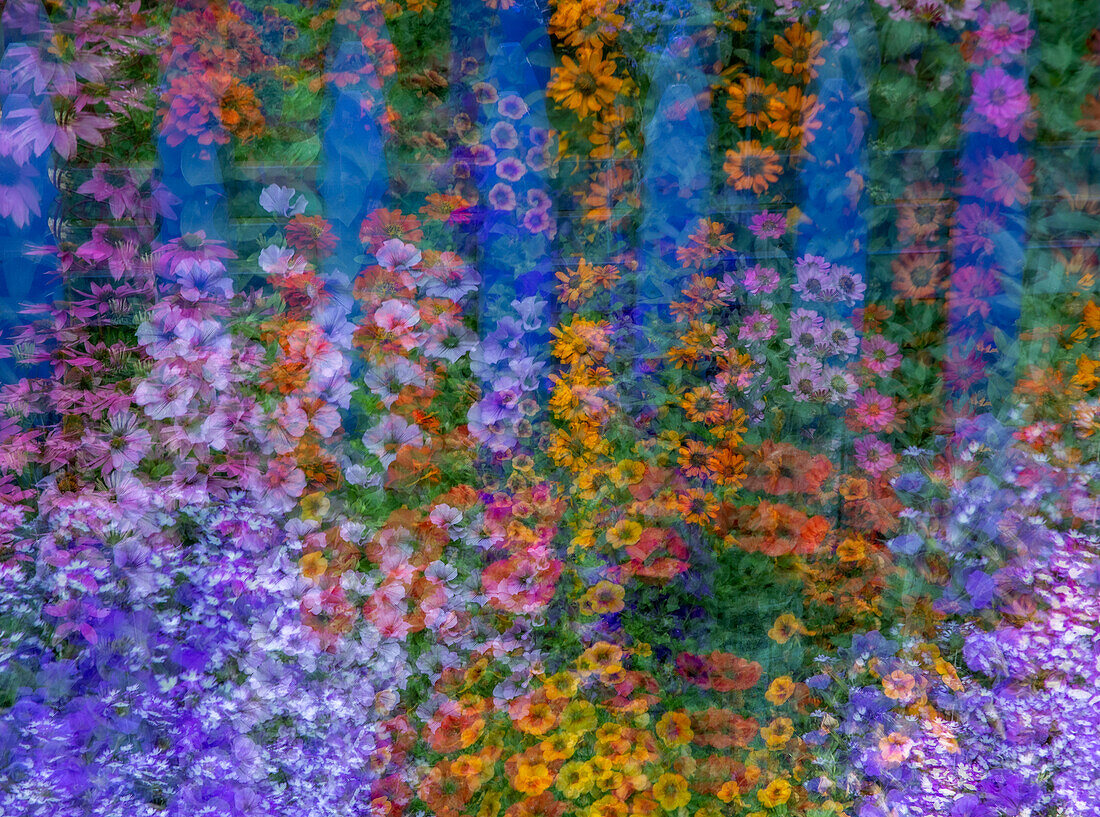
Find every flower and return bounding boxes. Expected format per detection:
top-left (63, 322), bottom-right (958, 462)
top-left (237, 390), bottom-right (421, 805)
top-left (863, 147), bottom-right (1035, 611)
top-left (765, 675), bottom-right (796, 706)
top-left (854, 436), bottom-right (898, 476)
top-left (757, 778), bottom-right (792, 808)
top-left (723, 140), bottom-right (781, 194)
top-left (655, 711), bottom-right (694, 746)
top-left (768, 613), bottom-right (808, 644)
top-left (548, 45), bottom-right (623, 118)
top-left (970, 66), bottom-right (1029, 135)
top-left (772, 22), bottom-right (824, 81)
top-left (652, 773), bottom-right (691, 811)
top-left (359, 208), bottom-right (424, 248)
top-left (285, 215), bottom-right (338, 256)
top-left (259, 184), bottom-right (307, 217)
top-left (748, 210), bottom-right (786, 239)
top-left (726, 76), bottom-right (778, 128)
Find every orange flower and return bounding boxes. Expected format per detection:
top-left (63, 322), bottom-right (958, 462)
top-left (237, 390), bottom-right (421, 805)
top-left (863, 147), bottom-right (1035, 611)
top-left (772, 22), bottom-right (825, 81)
top-left (651, 774), bottom-right (691, 811)
top-left (723, 140), bottom-right (781, 194)
top-left (548, 45), bottom-right (623, 118)
top-left (892, 249), bottom-right (947, 300)
top-left (765, 675), bottom-right (796, 706)
top-left (768, 613), bottom-right (809, 644)
top-left (726, 76), bottom-right (779, 128)
top-left (766, 85), bottom-right (821, 144)
top-left (655, 711), bottom-right (694, 746)
top-left (579, 580), bottom-right (626, 615)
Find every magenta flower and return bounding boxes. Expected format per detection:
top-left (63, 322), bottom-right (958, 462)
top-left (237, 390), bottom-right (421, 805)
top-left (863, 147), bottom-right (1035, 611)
top-left (854, 435), bottom-right (897, 476)
top-left (748, 210), bottom-right (786, 239)
top-left (861, 335), bottom-right (902, 375)
top-left (971, 66), bottom-right (1029, 134)
top-left (738, 310), bottom-right (778, 342)
top-left (257, 457), bottom-right (307, 512)
top-left (953, 204), bottom-right (1004, 257)
top-left (974, 1), bottom-right (1034, 62)
top-left (743, 264), bottom-right (780, 295)
top-left (133, 363), bottom-right (196, 420)
top-left (103, 411), bottom-right (153, 473)
top-left (76, 163), bottom-right (141, 219)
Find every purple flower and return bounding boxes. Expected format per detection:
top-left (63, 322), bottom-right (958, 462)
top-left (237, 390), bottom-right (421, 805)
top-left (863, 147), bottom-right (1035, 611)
top-left (258, 184), bottom-right (307, 217)
top-left (495, 157), bottom-right (526, 182)
top-left (748, 210), bottom-right (786, 238)
top-left (488, 182), bottom-right (516, 211)
top-left (497, 94), bottom-right (529, 120)
top-left (175, 258), bottom-right (234, 302)
top-left (971, 66), bottom-right (1029, 133)
top-left (490, 121), bottom-right (519, 149)
top-left (0, 158), bottom-right (41, 228)
top-left (361, 414), bottom-right (423, 470)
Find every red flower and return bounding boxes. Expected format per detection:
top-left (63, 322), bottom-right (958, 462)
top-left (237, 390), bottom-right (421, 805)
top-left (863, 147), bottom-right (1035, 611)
top-left (285, 215), bottom-right (339, 257)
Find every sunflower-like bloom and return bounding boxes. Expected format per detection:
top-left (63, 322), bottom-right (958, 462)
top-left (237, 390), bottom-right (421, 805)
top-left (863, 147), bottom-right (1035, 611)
top-left (548, 45), bottom-right (623, 118)
top-left (723, 140), bottom-right (782, 194)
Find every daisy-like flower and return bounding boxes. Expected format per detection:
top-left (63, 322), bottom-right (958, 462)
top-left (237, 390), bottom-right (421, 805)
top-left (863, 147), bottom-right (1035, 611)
top-left (970, 66), bottom-right (1029, 134)
top-left (822, 364), bottom-right (858, 403)
top-left (854, 435), bottom-right (898, 476)
top-left (739, 310), bottom-right (778, 342)
top-left (95, 411), bottom-right (153, 474)
top-left (862, 335), bottom-right (902, 375)
top-left (749, 210), bottom-right (786, 239)
top-left (76, 163), bottom-right (141, 219)
top-left (362, 414), bottom-right (423, 470)
top-left (831, 265), bottom-right (866, 305)
top-left (547, 45), bottom-right (623, 118)
top-left (726, 76), bottom-right (778, 128)
top-left (785, 356), bottom-right (824, 402)
top-left (821, 318), bottom-right (858, 356)
top-left (792, 254), bottom-right (833, 301)
top-left (285, 214), bottom-right (338, 256)
top-left (0, 158), bottom-right (42, 228)
top-left (359, 208), bottom-right (423, 248)
top-left (852, 388), bottom-right (897, 432)
top-left (743, 264), bottom-right (780, 295)
top-left (723, 140), bottom-right (781, 194)
top-left (772, 22), bottom-right (825, 82)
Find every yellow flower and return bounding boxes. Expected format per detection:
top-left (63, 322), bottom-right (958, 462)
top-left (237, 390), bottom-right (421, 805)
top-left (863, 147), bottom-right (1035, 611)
top-left (1073, 355), bottom-right (1100, 390)
top-left (299, 551), bottom-right (328, 580)
top-left (478, 790), bottom-right (503, 817)
top-left (589, 795), bottom-right (630, 817)
top-left (299, 491), bottom-right (330, 521)
top-left (514, 761), bottom-right (554, 795)
top-left (760, 717), bottom-right (794, 748)
top-left (559, 699), bottom-right (598, 734)
top-left (541, 731), bottom-right (580, 762)
top-left (544, 671), bottom-right (580, 700)
top-left (757, 778), bottom-right (792, 808)
top-left (765, 676), bottom-right (796, 706)
top-left (556, 760), bottom-right (595, 799)
top-left (652, 773), bottom-right (691, 811)
top-left (607, 519), bottom-right (643, 548)
top-left (836, 537), bottom-right (867, 562)
top-left (655, 711), bottom-right (694, 747)
top-left (580, 580), bottom-right (626, 615)
top-left (768, 613), bottom-right (809, 644)
top-left (613, 459), bottom-right (647, 486)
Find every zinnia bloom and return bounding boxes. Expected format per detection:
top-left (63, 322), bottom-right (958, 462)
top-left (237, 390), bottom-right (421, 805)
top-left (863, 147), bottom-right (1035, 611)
top-left (547, 45), bottom-right (623, 118)
top-left (723, 140), bottom-right (781, 194)
top-left (726, 76), bottom-right (778, 128)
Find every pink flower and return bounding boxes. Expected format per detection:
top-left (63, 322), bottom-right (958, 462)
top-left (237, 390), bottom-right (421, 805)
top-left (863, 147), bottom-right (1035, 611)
top-left (743, 264), bottom-right (780, 295)
top-left (979, 154), bottom-right (1034, 207)
top-left (259, 457), bottom-right (307, 512)
top-left (852, 388), bottom-right (897, 432)
top-left (498, 94), bottom-right (529, 120)
top-left (861, 335), bottom-right (902, 375)
top-left (854, 435), bottom-right (897, 476)
top-left (488, 182), bottom-right (516, 211)
top-left (495, 157), bottom-right (526, 182)
top-left (76, 163), bottom-right (141, 219)
top-left (738, 310), bottom-right (778, 342)
top-left (133, 363), bottom-right (195, 420)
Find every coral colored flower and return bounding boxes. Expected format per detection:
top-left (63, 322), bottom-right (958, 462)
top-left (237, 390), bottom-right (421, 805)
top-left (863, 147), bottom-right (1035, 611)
top-left (852, 388), bottom-right (896, 432)
top-left (285, 215), bottom-right (338, 256)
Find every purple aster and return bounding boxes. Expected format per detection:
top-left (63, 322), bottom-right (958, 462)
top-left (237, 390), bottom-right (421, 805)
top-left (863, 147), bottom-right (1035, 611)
top-left (742, 264), bottom-right (780, 295)
top-left (748, 210), bottom-right (786, 238)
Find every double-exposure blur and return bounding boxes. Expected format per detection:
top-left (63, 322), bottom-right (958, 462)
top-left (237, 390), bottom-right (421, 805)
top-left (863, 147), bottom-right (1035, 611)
top-left (1, 0), bottom-right (1099, 815)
